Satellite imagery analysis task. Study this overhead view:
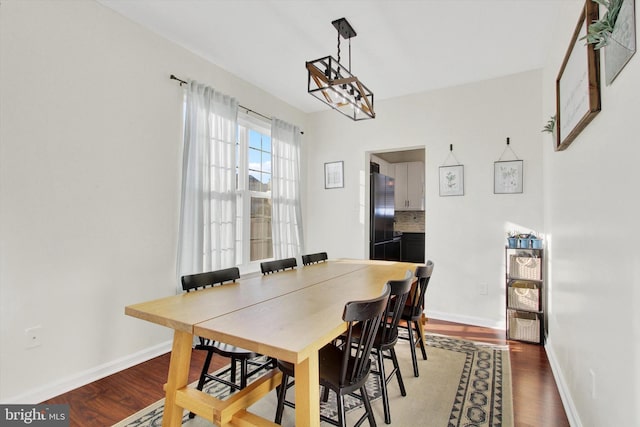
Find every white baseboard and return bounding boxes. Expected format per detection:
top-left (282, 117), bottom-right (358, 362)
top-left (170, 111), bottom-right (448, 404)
top-left (544, 337), bottom-right (582, 427)
top-left (426, 310), bottom-right (504, 330)
top-left (3, 340), bottom-right (172, 404)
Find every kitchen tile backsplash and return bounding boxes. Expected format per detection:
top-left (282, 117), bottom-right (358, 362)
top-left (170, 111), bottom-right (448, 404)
top-left (395, 211), bottom-right (425, 232)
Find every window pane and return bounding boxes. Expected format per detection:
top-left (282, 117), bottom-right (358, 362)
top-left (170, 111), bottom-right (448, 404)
top-left (247, 130), bottom-right (271, 193)
top-left (248, 170), bottom-right (262, 192)
top-left (262, 151), bottom-right (271, 174)
top-left (262, 172), bottom-right (271, 192)
top-left (249, 148), bottom-right (261, 172)
top-left (248, 129), bottom-right (261, 149)
top-left (262, 135), bottom-right (271, 153)
top-left (250, 197), bottom-right (272, 261)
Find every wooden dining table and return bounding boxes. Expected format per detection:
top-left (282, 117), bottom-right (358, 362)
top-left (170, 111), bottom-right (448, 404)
top-left (125, 259), bottom-right (418, 427)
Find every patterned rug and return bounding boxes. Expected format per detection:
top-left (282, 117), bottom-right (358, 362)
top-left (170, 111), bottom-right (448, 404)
top-left (427, 334), bottom-right (508, 426)
top-left (113, 334), bottom-right (512, 427)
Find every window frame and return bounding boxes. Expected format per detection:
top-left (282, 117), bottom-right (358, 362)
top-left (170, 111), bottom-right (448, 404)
top-left (236, 113), bottom-right (273, 270)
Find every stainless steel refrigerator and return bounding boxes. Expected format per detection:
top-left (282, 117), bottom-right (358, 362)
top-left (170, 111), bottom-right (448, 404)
top-left (370, 172), bottom-right (401, 260)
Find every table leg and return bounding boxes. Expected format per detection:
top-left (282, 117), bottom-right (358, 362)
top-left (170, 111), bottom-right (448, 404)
top-left (162, 330), bottom-right (193, 427)
top-left (294, 353), bottom-right (320, 427)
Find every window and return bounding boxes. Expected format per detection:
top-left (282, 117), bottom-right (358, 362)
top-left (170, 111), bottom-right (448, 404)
top-left (236, 115), bottom-right (273, 267)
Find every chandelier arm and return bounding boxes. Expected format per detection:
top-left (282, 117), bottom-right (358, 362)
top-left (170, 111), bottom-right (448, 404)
top-left (333, 76), bottom-right (357, 86)
top-left (355, 80), bottom-right (374, 115)
top-left (307, 62), bottom-right (330, 84)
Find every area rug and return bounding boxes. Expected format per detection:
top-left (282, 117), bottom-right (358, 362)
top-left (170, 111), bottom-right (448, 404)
top-left (113, 334), bottom-right (512, 427)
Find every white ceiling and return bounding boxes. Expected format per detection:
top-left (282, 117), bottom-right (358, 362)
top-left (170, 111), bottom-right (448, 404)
top-left (98, 0), bottom-right (574, 114)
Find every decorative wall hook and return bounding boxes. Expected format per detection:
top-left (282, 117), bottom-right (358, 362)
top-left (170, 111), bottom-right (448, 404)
top-left (442, 143), bottom-right (461, 166)
top-left (498, 137), bottom-right (519, 161)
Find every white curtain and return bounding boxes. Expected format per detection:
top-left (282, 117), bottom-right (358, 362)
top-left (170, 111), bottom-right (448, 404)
top-left (177, 81), bottom-right (238, 284)
top-left (271, 118), bottom-right (305, 261)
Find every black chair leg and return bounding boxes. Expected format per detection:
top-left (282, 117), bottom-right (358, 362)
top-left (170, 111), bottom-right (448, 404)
top-left (240, 358), bottom-right (248, 389)
top-left (322, 385), bottom-right (330, 402)
top-left (229, 358), bottom-right (238, 394)
top-left (360, 385), bottom-right (377, 427)
top-left (190, 350), bottom-right (214, 419)
top-left (197, 350), bottom-right (214, 390)
top-left (274, 373), bottom-right (289, 424)
top-left (406, 322), bottom-right (420, 377)
top-left (389, 348), bottom-right (406, 397)
top-left (337, 392), bottom-right (346, 427)
top-left (415, 320), bottom-right (428, 360)
top-left (377, 349), bottom-right (391, 424)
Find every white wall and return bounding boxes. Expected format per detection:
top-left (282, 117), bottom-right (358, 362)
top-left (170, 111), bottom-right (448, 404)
top-left (304, 70), bottom-right (544, 328)
top-left (541, 3), bottom-right (640, 426)
top-left (0, 0), bottom-right (305, 402)
top-left (3, 1), bottom-right (637, 424)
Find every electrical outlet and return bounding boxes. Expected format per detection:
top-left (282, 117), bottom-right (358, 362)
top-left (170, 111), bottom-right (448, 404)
top-left (25, 326), bottom-right (42, 349)
top-left (478, 283), bottom-right (488, 295)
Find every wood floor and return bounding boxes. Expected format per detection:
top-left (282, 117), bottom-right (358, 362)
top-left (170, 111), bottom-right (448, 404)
top-left (42, 319), bottom-right (569, 427)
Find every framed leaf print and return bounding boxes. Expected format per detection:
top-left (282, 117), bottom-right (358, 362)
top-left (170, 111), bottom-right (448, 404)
top-left (439, 165), bottom-right (464, 196)
top-left (494, 160), bottom-right (523, 194)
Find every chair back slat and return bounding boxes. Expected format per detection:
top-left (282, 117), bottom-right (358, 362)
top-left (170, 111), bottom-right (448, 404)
top-left (340, 284), bottom-right (390, 387)
top-left (407, 260), bottom-right (434, 317)
top-left (302, 252), bottom-right (328, 266)
top-left (379, 270), bottom-right (413, 345)
top-left (181, 267), bottom-right (240, 292)
top-left (260, 257), bottom-right (297, 275)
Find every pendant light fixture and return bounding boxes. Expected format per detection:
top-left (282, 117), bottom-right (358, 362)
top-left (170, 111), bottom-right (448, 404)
top-left (306, 18), bottom-right (375, 121)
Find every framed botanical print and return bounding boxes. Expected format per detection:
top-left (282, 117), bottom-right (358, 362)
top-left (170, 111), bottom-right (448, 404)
top-left (494, 160), bottom-right (523, 194)
top-left (439, 165), bottom-right (464, 196)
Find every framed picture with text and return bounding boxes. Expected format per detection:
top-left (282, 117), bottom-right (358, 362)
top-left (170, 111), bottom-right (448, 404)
top-left (555, 0), bottom-right (601, 151)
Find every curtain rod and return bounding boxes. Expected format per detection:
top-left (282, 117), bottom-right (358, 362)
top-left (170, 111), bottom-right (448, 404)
top-left (170, 74), bottom-right (303, 134)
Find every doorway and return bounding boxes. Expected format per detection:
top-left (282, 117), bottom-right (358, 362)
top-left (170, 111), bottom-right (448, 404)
top-left (367, 148), bottom-right (427, 262)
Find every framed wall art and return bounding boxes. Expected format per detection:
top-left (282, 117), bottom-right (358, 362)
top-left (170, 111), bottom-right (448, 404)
top-left (555, 0), bottom-right (601, 151)
top-left (439, 165), bottom-right (464, 196)
top-left (494, 160), bottom-right (523, 194)
top-left (324, 161), bottom-right (344, 189)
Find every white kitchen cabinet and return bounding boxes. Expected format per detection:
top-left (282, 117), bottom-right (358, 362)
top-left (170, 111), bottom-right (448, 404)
top-left (394, 161), bottom-right (424, 210)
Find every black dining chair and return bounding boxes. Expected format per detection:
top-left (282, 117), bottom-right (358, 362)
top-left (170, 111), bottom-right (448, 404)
top-left (369, 271), bottom-right (413, 424)
top-left (397, 261), bottom-right (435, 377)
top-left (260, 257), bottom-right (297, 274)
top-left (274, 284), bottom-right (391, 427)
top-left (181, 267), bottom-right (273, 416)
top-left (302, 251), bottom-right (328, 265)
